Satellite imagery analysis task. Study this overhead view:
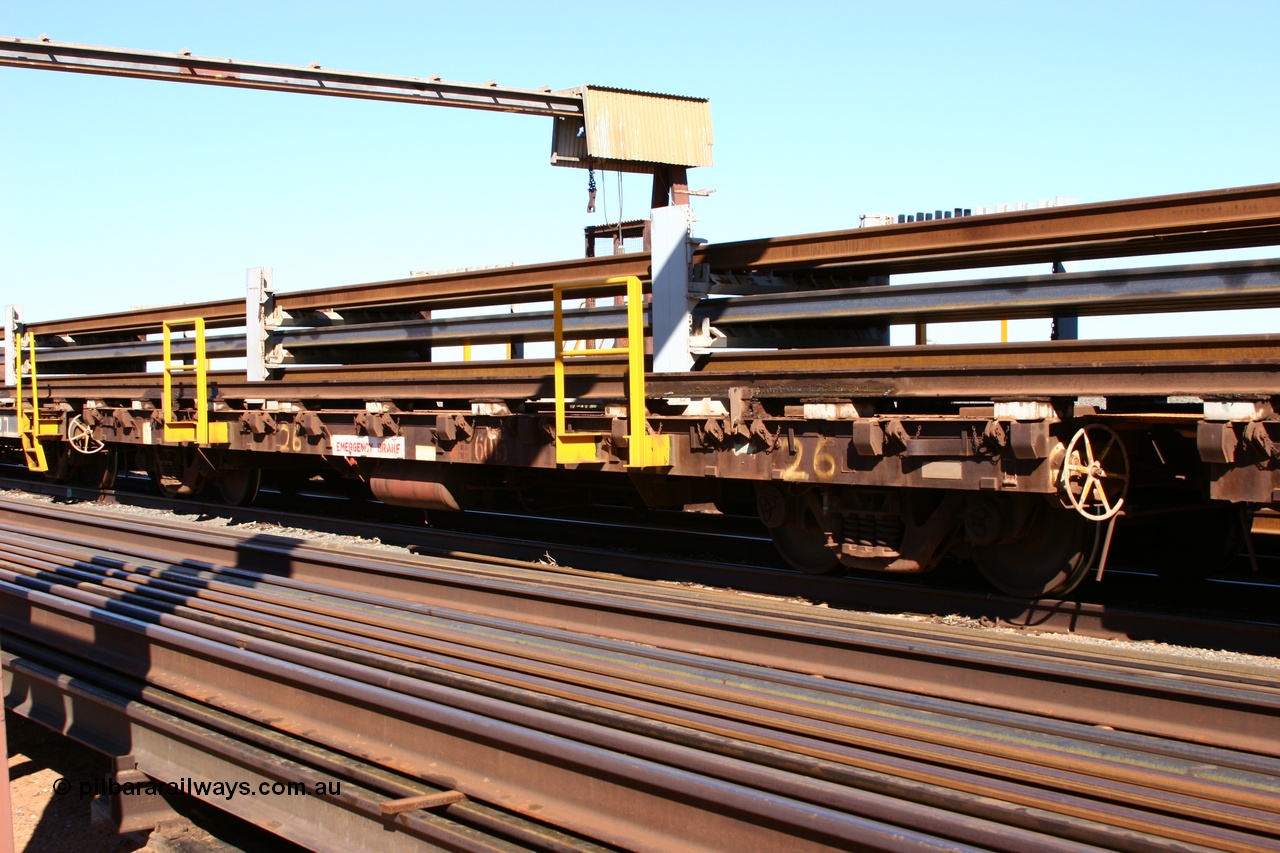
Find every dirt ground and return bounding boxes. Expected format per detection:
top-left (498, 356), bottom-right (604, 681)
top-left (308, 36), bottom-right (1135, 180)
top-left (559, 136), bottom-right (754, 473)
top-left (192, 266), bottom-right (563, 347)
top-left (5, 712), bottom-right (305, 853)
top-left (5, 712), bottom-right (153, 853)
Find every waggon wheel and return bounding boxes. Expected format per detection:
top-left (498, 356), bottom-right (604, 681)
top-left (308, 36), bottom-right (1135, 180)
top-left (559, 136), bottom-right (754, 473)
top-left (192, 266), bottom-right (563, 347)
top-left (149, 448), bottom-right (205, 497)
top-left (216, 468), bottom-right (261, 506)
top-left (41, 443), bottom-right (74, 484)
top-left (74, 449), bottom-right (117, 490)
top-left (971, 501), bottom-right (1099, 598)
top-left (770, 522), bottom-right (840, 574)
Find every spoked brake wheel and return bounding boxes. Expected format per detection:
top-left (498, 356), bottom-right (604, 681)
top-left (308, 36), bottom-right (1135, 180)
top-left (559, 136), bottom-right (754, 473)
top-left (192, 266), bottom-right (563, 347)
top-left (1060, 424), bottom-right (1130, 522)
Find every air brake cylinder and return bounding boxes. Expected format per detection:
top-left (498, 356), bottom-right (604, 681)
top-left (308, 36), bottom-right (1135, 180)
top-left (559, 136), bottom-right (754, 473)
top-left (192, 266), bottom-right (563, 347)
top-left (368, 461), bottom-right (464, 512)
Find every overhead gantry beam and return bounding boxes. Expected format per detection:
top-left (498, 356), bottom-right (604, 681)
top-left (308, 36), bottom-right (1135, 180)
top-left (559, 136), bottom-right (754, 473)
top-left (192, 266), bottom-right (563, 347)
top-left (0, 36), bottom-right (583, 117)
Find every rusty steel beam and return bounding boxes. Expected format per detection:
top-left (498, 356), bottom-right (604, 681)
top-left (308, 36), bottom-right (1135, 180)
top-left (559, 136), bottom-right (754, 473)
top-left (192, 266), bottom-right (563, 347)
top-left (0, 471), bottom-right (1273, 658)
top-left (13, 335), bottom-right (1280, 404)
top-left (24, 254), bottom-right (649, 337)
top-left (7, 530), bottom-right (1278, 852)
top-left (3, 650), bottom-right (498, 853)
top-left (0, 570), bottom-right (1018, 852)
top-left (694, 334), bottom-right (1280, 374)
top-left (674, 336), bottom-right (1280, 398)
top-left (26, 258), bottom-right (1280, 368)
top-left (17, 362), bottom-right (628, 406)
top-left (701, 258), bottom-right (1280, 328)
top-left (20, 182), bottom-right (1280, 338)
top-left (700, 182), bottom-right (1280, 273)
top-left (0, 37), bottom-right (583, 118)
top-left (2, 497), bottom-right (1278, 763)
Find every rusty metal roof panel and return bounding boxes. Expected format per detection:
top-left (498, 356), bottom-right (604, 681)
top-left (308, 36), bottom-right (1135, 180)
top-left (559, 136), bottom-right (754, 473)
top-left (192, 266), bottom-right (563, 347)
top-left (551, 86), bottom-right (712, 172)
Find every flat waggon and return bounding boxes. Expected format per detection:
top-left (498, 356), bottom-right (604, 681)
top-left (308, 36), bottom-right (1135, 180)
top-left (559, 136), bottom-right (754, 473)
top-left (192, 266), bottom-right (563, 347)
top-left (5, 181), bottom-right (1280, 598)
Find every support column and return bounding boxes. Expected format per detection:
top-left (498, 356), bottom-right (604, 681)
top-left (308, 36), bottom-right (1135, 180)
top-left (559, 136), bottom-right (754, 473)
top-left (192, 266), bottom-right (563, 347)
top-left (245, 267), bottom-right (275, 382)
top-left (650, 205), bottom-right (697, 373)
top-left (3, 304), bottom-right (20, 388)
top-left (1050, 261), bottom-right (1078, 341)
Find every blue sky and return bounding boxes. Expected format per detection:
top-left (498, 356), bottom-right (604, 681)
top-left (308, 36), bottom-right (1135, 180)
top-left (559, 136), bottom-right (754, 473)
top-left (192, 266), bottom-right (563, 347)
top-left (2, 2), bottom-right (1277, 343)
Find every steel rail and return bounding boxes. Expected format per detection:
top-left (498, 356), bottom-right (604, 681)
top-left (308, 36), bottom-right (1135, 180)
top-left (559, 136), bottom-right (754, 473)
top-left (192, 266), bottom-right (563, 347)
top-left (2, 517), bottom-right (1280, 835)
top-left (23, 255), bottom-right (648, 338)
top-left (24, 538), bottom-right (1280, 795)
top-left (3, 473), bottom-right (1273, 658)
top-left (700, 257), bottom-right (1280, 327)
top-left (14, 333), bottom-right (1280, 403)
top-left (22, 258), bottom-right (1280, 367)
top-left (700, 182), bottom-right (1280, 272)
top-left (19, 182), bottom-right (1280, 337)
top-left (2, 575), bottom-right (1068, 853)
top-left (0, 37), bottom-right (584, 117)
top-left (0, 497), bottom-right (1276, 760)
top-left (671, 334), bottom-right (1280, 398)
top-left (12, 333), bottom-right (1280, 402)
top-left (3, 643), bottom-right (615, 853)
top-left (4, 532), bottom-right (1279, 851)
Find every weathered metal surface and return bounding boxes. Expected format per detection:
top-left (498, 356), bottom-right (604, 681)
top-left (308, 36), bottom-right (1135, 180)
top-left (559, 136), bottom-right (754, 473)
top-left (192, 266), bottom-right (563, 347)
top-left (700, 258), bottom-right (1280, 327)
top-left (0, 576), bottom-right (1025, 852)
top-left (2, 497), bottom-right (1278, 761)
top-left (2, 471), bottom-right (1273, 657)
top-left (4, 501), bottom-right (1280, 850)
top-left (31, 258), bottom-right (1280, 368)
top-left (3, 647), bottom-right (556, 853)
top-left (671, 335), bottom-right (1280, 398)
top-left (15, 334), bottom-right (1280, 402)
top-left (4, 560), bottom-right (1273, 850)
top-left (700, 181), bottom-right (1280, 273)
top-left (0, 37), bottom-right (584, 118)
top-left (22, 182), bottom-right (1280, 337)
top-left (551, 87), bottom-right (713, 172)
top-left (369, 461), bottom-right (464, 511)
top-left (23, 255), bottom-right (650, 338)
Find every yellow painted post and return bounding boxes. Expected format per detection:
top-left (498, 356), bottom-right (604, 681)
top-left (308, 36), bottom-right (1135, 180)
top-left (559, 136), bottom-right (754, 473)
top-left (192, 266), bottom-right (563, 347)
top-left (553, 282), bottom-right (608, 463)
top-left (16, 332), bottom-right (48, 472)
top-left (1001, 318), bottom-right (1009, 342)
top-left (161, 318), bottom-right (227, 445)
top-left (552, 286), bottom-right (568, 453)
top-left (551, 276), bottom-right (668, 467)
top-left (623, 275), bottom-right (669, 468)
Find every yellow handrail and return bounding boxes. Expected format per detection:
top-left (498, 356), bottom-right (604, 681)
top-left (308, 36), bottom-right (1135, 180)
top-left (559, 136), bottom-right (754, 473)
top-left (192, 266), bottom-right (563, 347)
top-left (162, 318), bottom-right (227, 445)
top-left (15, 332), bottom-right (49, 472)
top-left (552, 276), bottom-right (669, 468)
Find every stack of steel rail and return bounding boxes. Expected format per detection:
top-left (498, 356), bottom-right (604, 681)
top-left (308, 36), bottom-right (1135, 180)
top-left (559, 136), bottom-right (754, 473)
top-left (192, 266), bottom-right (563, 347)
top-left (11, 181), bottom-right (1280, 386)
top-left (2, 495), bottom-right (1278, 851)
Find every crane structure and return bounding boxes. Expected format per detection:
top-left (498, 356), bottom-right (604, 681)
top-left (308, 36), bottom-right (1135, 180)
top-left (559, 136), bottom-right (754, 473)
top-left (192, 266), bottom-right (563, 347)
top-left (0, 35), bottom-right (716, 371)
top-left (0, 36), bottom-right (713, 207)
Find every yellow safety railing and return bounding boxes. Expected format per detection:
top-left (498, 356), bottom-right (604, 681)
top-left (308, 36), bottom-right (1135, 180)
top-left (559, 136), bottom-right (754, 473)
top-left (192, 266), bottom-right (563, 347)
top-left (162, 318), bottom-right (228, 444)
top-left (14, 332), bottom-right (55, 472)
top-left (553, 276), bottom-right (669, 468)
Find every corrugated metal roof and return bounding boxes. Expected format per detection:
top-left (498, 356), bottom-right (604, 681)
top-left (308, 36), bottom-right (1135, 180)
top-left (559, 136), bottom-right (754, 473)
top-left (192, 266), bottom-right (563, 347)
top-left (549, 86), bottom-right (713, 172)
top-left (583, 86), bottom-right (713, 168)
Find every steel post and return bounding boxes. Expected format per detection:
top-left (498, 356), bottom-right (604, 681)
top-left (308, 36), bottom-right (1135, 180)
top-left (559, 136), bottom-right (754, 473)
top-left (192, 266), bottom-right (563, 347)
top-left (2, 305), bottom-right (18, 388)
top-left (245, 267), bottom-right (275, 383)
top-left (651, 205), bottom-right (696, 373)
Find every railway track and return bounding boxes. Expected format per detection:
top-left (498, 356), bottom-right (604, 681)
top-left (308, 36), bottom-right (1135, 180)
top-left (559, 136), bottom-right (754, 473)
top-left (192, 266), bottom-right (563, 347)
top-left (2, 471), bottom-right (1277, 657)
top-left (2, 492), bottom-right (1278, 851)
